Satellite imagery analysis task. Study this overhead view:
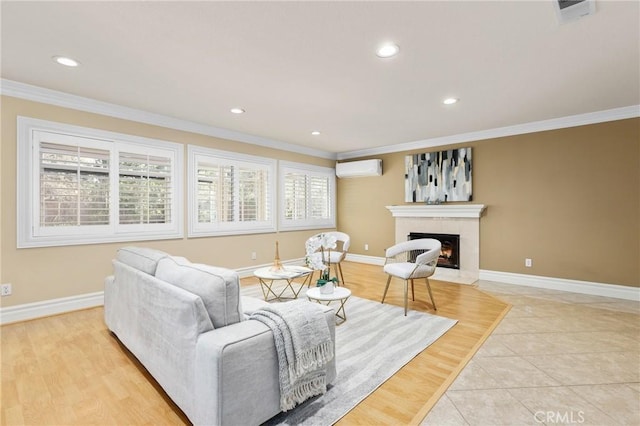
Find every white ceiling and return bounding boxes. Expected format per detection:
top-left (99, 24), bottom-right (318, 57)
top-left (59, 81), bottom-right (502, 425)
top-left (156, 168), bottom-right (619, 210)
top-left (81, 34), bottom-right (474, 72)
top-left (2, 1), bottom-right (639, 158)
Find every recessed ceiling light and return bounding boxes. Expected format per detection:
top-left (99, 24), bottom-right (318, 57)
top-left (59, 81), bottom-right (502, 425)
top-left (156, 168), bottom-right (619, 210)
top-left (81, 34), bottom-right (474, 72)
top-left (53, 56), bottom-right (80, 67)
top-left (230, 107), bottom-right (245, 114)
top-left (376, 43), bottom-right (400, 58)
top-left (443, 98), bottom-right (459, 105)
top-left (311, 131), bottom-right (321, 136)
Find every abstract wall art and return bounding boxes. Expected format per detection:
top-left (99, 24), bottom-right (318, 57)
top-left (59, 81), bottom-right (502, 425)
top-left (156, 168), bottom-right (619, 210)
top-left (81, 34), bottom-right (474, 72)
top-left (405, 147), bottom-right (472, 203)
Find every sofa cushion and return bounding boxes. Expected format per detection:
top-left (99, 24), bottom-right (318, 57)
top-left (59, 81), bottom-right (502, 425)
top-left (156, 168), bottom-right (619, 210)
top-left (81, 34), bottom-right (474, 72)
top-left (155, 256), bottom-right (243, 328)
top-left (117, 246), bottom-right (169, 276)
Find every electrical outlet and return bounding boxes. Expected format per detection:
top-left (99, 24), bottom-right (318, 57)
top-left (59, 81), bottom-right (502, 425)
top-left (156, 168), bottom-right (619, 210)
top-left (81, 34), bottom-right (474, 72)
top-left (525, 258), bottom-right (532, 267)
top-left (251, 251), bottom-right (257, 260)
top-left (1, 283), bottom-right (12, 297)
top-left (364, 244), bottom-right (369, 251)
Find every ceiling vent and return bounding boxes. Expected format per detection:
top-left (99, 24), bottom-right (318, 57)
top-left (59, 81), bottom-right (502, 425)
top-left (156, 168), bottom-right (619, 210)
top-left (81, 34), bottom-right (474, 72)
top-left (335, 159), bottom-right (382, 178)
top-left (554, 0), bottom-right (596, 24)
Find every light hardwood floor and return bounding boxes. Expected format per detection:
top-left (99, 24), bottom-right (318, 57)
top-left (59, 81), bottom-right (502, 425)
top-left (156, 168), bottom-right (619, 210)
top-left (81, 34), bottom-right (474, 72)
top-left (1, 262), bottom-right (509, 425)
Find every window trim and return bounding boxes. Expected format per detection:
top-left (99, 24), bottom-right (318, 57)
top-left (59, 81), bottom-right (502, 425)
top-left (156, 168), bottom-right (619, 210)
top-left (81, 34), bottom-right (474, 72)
top-left (17, 116), bottom-right (184, 248)
top-left (278, 160), bottom-right (336, 231)
top-left (187, 144), bottom-right (277, 237)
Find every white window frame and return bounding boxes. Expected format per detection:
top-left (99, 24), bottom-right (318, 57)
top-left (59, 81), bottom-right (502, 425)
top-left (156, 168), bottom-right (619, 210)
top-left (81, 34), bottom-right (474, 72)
top-left (17, 117), bottom-right (183, 248)
top-left (187, 145), bottom-right (277, 237)
top-left (279, 161), bottom-right (336, 231)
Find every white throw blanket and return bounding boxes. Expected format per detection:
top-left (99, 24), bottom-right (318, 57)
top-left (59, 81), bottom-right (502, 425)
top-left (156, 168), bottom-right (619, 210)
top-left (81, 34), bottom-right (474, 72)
top-left (250, 300), bottom-right (334, 411)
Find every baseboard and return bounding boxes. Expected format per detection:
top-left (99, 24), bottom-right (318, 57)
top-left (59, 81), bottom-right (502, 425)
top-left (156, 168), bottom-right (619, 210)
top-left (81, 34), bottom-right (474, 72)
top-left (0, 291), bottom-right (104, 325)
top-left (4, 265), bottom-right (635, 325)
top-left (479, 270), bottom-right (640, 301)
top-left (0, 260), bottom-right (310, 325)
top-left (345, 253), bottom-right (385, 265)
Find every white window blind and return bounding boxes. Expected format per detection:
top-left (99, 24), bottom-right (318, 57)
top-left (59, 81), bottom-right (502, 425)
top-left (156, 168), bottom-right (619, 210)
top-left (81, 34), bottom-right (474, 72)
top-left (188, 145), bottom-right (276, 237)
top-left (310, 175), bottom-right (331, 219)
top-left (39, 142), bottom-right (110, 227)
top-left (119, 152), bottom-right (173, 225)
top-left (279, 161), bottom-right (336, 231)
top-left (283, 171), bottom-right (307, 221)
top-left (18, 117), bottom-right (183, 248)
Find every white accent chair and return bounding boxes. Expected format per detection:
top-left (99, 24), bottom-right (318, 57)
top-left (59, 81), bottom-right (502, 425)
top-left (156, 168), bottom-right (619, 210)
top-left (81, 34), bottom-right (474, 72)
top-left (381, 238), bottom-right (441, 315)
top-left (307, 231), bottom-right (351, 285)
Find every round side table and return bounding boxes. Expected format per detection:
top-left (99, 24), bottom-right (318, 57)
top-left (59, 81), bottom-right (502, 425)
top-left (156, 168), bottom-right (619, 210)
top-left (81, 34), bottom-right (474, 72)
top-left (306, 286), bottom-right (352, 325)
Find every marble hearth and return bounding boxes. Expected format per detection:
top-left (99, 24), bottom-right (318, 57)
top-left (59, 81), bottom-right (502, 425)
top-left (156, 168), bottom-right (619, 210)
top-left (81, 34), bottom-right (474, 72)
top-left (386, 204), bottom-right (486, 285)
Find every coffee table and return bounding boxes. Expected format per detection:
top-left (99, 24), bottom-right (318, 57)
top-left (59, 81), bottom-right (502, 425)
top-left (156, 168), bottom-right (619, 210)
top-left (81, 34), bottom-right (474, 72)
top-left (306, 286), bottom-right (352, 325)
top-left (254, 265), bottom-right (312, 301)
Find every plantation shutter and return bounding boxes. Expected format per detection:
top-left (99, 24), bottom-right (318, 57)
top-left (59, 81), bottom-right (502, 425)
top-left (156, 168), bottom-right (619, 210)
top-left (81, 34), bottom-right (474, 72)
top-left (310, 175), bottom-right (330, 219)
top-left (119, 152), bottom-right (172, 224)
top-left (197, 162), bottom-right (234, 223)
top-left (197, 161), bottom-right (270, 224)
top-left (284, 172), bottom-right (308, 220)
top-left (39, 141), bottom-right (110, 227)
top-left (238, 167), bottom-right (269, 222)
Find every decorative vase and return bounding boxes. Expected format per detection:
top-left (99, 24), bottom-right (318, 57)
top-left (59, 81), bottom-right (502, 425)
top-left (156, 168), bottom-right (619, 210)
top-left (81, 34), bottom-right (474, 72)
top-left (320, 281), bottom-right (334, 294)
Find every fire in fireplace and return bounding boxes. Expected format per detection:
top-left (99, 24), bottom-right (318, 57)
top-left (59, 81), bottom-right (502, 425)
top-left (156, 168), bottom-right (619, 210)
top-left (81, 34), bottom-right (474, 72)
top-left (408, 232), bottom-right (460, 270)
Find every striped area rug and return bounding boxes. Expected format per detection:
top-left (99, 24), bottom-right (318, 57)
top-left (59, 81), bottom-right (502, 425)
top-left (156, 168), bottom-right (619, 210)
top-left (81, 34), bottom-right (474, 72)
top-left (241, 285), bottom-right (457, 426)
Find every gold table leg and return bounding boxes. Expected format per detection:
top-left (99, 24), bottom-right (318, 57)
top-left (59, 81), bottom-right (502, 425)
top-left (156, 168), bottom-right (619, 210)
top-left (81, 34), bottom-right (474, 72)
top-left (308, 296), bottom-right (350, 325)
top-left (259, 274), bottom-right (311, 301)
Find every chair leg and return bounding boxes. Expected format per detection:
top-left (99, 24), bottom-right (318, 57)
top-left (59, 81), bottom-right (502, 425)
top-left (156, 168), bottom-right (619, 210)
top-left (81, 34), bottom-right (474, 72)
top-left (337, 262), bottom-right (345, 286)
top-left (425, 278), bottom-right (437, 310)
top-left (382, 275), bottom-right (392, 304)
top-left (403, 280), bottom-right (408, 316)
top-left (410, 279), bottom-right (415, 301)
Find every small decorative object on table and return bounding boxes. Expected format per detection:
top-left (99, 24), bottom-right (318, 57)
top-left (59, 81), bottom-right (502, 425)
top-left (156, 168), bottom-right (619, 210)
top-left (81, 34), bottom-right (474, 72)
top-left (269, 240), bottom-right (285, 273)
top-left (305, 233), bottom-right (339, 294)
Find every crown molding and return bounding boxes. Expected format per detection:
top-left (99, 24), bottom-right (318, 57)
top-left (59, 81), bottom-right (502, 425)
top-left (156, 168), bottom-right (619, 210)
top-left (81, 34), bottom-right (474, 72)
top-left (338, 105), bottom-right (640, 160)
top-left (3, 79), bottom-right (637, 162)
top-left (1, 79), bottom-right (336, 160)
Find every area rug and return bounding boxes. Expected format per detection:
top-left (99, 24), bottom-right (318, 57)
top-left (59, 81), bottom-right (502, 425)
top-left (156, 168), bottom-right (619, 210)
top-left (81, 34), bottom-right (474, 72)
top-left (240, 285), bottom-right (458, 426)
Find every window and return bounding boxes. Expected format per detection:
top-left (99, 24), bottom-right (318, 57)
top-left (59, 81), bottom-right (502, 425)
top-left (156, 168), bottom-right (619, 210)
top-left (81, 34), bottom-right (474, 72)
top-left (17, 117), bottom-right (183, 248)
top-left (279, 161), bottom-right (336, 231)
top-left (188, 145), bottom-right (276, 236)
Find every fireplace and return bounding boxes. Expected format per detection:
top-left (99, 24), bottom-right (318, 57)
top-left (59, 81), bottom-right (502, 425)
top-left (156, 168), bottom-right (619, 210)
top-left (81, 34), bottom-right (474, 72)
top-left (408, 232), bottom-right (460, 270)
top-left (388, 204), bottom-right (485, 284)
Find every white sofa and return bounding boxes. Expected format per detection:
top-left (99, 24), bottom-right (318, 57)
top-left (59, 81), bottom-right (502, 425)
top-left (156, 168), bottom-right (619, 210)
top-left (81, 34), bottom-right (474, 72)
top-left (104, 247), bottom-right (336, 425)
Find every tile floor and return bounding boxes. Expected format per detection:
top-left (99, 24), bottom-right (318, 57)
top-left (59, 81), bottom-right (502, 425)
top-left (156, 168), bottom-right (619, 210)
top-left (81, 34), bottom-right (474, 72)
top-left (422, 281), bottom-right (640, 426)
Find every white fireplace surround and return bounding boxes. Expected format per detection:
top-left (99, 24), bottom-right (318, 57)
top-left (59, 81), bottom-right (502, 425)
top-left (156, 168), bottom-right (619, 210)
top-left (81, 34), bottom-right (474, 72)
top-left (386, 204), bottom-right (486, 285)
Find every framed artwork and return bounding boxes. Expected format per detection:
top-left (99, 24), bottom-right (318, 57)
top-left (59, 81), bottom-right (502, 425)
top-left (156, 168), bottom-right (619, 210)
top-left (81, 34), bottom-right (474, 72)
top-left (405, 147), bottom-right (472, 203)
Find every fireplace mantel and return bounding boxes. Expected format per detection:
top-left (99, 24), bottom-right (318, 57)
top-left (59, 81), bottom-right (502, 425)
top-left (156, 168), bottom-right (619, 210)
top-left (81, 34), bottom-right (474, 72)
top-left (386, 204), bottom-right (486, 219)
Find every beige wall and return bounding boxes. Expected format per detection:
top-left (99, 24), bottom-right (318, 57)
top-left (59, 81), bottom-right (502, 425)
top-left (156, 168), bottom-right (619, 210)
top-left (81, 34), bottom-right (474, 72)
top-left (2, 96), bottom-right (638, 310)
top-left (0, 96), bottom-right (334, 307)
top-left (338, 118), bottom-right (640, 288)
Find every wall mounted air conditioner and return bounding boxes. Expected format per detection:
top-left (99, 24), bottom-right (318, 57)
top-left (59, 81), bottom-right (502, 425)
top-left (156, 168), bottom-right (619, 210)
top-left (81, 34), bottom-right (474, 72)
top-left (335, 159), bottom-right (382, 178)
top-left (554, 0), bottom-right (595, 24)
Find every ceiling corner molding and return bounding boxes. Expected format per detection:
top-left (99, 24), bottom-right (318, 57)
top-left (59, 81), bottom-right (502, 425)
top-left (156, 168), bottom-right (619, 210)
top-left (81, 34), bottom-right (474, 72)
top-left (338, 105), bottom-right (640, 160)
top-left (1, 79), bottom-right (336, 160)
top-left (386, 204), bottom-right (486, 219)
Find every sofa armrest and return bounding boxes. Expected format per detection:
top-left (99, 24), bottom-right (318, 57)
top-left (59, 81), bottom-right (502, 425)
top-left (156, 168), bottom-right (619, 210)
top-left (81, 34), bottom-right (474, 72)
top-left (105, 260), bottom-right (214, 423)
top-left (194, 305), bottom-right (336, 426)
